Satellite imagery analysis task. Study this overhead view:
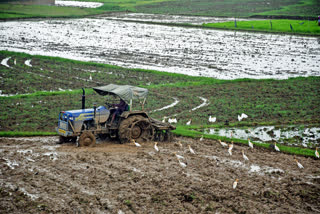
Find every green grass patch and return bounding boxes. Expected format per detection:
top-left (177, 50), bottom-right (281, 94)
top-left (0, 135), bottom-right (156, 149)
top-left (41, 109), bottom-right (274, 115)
top-left (203, 19), bottom-right (320, 35)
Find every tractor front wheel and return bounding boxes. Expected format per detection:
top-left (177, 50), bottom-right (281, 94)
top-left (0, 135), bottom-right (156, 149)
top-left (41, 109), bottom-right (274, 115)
top-left (78, 131), bottom-right (96, 147)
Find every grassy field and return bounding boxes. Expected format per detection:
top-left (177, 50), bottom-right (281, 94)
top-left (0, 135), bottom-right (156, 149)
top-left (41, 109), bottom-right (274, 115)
top-left (0, 50), bottom-right (319, 156)
top-left (203, 19), bottom-right (320, 35)
top-left (1, 0), bottom-right (319, 19)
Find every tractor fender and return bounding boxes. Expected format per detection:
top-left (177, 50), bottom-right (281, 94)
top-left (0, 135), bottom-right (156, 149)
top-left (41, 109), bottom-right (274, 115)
top-left (120, 111), bottom-right (149, 119)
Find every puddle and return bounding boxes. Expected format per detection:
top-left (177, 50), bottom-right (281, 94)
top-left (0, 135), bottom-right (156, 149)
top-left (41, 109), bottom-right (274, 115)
top-left (203, 126), bottom-right (320, 147)
top-left (0, 18), bottom-right (319, 79)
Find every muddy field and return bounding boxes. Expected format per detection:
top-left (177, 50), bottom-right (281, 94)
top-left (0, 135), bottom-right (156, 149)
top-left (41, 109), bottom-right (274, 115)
top-left (0, 16), bottom-right (319, 79)
top-left (1, 136), bottom-right (320, 213)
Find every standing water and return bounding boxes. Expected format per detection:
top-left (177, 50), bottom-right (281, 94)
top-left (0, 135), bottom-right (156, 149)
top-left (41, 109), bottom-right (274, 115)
top-left (203, 126), bottom-right (320, 148)
top-left (0, 17), bottom-right (319, 79)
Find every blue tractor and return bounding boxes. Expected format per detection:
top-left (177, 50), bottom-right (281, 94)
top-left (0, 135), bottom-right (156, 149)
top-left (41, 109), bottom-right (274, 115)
top-left (56, 84), bottom-right (175, 146)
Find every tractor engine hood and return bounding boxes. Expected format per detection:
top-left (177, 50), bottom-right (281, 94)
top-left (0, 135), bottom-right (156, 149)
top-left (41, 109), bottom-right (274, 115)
top-left (64, 106), bottom-right (108, 121)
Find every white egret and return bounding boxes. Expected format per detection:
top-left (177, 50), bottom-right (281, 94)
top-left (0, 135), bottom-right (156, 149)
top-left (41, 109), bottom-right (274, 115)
top-left (131, 139), bottom-right (141, 147)
top-left (228, 144), bottom-right (233, 156)
top-left (173, 152), bottom-right (184, 160)
top-left (176, 157), bottom-right (187, 168)
top-left (188, 145), bottom-right (195, 154)
top-left (242, 150), bottom-right (249, 161)
top-left (219, 139), bottom-right (227, 147)
top-left (233, 179), bottom-right (238, 189)
top-left (154, 142), bottom-right (159, 152)
top-left (248, 138), bottom-right (253, 149)
top-left (186, 119), bottom-right (192, 126)
top-left (274, 142), bottom-right (280, 152)
top-left (209, 116), bottom-right (216, 123)
top-left (294, 158), bottom-right (304, 169)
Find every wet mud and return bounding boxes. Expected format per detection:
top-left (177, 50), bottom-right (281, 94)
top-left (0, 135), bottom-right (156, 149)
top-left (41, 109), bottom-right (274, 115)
top-left (0, 17), bottom-right (319, 79)
top-left (1, 136), bottom-right (320, 213)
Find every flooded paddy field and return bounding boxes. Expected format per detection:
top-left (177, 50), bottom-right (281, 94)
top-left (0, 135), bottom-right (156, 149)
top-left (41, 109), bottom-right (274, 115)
top-left (1, 136), bottom-right (320, 213)
top-left (203, 126), bottom-right (320, 148)
top-left (0, 17), bottom-right (319, 79)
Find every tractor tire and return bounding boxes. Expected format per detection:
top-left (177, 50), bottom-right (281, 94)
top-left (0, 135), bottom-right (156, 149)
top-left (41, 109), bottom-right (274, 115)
top-left (78, 131), bottom-right (96, 147)
top-left (118, 115), bottom-right (154, 143)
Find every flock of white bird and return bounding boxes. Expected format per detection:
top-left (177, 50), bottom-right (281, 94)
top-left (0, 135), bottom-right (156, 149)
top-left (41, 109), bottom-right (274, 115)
top-left (130, 130), bottom-right (319, 190)
top-left (164, 113), bottom-right (248, 126)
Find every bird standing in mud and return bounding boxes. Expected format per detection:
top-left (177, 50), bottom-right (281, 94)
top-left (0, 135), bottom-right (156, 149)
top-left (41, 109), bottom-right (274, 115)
top-left (248, 138), bottom-right (253, 149)
top-left (186, 119), bottom-right (192, 126)
top-left (154, 142), bottom-right (159, 152)
top-left (315, 147), bottom-right (319, 158)
top-left (177, 141), bottom-right (183, 148)
top-left (219, 139), bottom-right (228, 147)
top-left (188, 145), bottom-right (195, 154)
top-left (233, 179), bottom-right (238, 189)
top-left (294, 158), bottom-right (304, 169)
top-left (131, 139), bottom-right (141, 147)
top-left (274, 142), bottom-right (280, 152)
top-left (173, 152), bottom-right (184, 160)
top-left (200, 135), bottom-right (203, 141)
top-left (176, 157), bottom-right (187, 168)
top-left (228, 143), bottom-right (233, 156)
top-left (242, 150), bottom-right (249, 161)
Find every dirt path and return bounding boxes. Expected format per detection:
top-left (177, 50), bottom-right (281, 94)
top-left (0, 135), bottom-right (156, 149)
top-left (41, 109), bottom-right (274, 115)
top-left (1, 136), bottom-right (320, 213)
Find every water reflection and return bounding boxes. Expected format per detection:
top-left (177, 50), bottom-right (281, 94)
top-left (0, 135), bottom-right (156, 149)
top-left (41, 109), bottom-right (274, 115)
top-left (203, 126), bottom-right (320, 148)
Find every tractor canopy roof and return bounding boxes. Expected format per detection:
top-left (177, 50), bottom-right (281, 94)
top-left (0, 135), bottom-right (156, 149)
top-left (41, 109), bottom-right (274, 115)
top-left (93, 84), bottom-right (148, 103)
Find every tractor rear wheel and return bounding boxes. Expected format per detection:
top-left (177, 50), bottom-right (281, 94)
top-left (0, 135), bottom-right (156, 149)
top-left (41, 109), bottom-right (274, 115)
top-left (118, 115), bottom-right (154, 143)
top-left (78, 131), bottom-right (96, 147)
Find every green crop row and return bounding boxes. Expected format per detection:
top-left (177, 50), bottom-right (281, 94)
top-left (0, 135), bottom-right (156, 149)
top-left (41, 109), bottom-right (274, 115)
top-left (203, 19), bottom-right (320, 35)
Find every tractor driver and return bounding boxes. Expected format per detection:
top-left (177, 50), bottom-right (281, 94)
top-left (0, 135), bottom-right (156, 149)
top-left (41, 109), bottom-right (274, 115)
top-left (109, 98), bottom-right (128, 125)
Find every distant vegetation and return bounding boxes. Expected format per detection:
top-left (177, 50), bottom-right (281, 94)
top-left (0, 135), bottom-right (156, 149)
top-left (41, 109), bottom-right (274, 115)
top-left (203, 19), bottom-right (320, 35)
top-left (1, 0), bottom-right (319, 19)
top-left (0, 3), bottom-right (106, 19)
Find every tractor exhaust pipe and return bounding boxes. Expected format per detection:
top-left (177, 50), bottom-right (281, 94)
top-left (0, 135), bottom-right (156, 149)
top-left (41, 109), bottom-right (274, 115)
top-left (82, 88), bottom-right (85, 110)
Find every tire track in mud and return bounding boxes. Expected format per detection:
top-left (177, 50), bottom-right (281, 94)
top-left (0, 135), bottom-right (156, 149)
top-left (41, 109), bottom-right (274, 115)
top-left (1, 136), bottom-right (320, 213)
top-left (1, 142), bottom-right (114, 212)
